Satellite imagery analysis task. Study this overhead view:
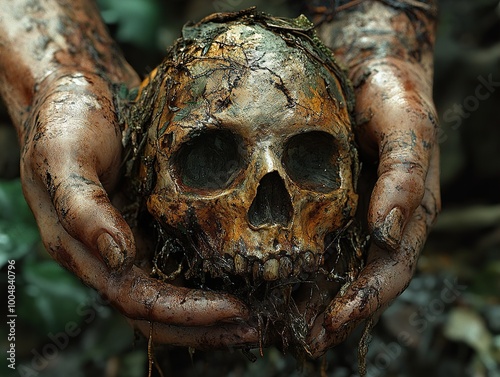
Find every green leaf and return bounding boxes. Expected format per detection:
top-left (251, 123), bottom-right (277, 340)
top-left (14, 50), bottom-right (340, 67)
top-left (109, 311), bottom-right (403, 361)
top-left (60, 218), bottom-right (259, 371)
top-left (97, 0), bottom-right (162, 49)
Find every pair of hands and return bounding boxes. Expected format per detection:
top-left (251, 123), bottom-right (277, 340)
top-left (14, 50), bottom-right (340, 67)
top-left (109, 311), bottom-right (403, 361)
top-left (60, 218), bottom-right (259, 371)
top-left (19, 58), bottom-right (440, 357)
top-left (15, 4), bottom-right (440, 359)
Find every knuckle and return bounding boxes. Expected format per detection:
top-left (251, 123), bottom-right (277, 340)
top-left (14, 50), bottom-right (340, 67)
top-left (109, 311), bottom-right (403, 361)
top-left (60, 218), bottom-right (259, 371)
top-left (52, 175), bottom-right (105, 222)
top-left (378, 159), bottom-right (427, 185)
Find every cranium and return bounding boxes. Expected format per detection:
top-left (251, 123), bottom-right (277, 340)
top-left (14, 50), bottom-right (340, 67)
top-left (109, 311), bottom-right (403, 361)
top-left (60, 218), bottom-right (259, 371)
top-left (123, 10), bottom-right (365, 350)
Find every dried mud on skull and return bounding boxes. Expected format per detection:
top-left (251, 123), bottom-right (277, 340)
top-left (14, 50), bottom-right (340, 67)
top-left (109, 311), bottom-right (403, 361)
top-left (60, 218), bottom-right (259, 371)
top-left (118, 9), bottom-right (368, 356)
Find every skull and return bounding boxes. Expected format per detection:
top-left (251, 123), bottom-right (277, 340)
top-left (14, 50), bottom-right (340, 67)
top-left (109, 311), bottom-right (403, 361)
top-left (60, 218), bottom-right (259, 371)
top-left (122, 10), bottom-right (366, 351)
top-left (125, 12), bottom-right (361, 288)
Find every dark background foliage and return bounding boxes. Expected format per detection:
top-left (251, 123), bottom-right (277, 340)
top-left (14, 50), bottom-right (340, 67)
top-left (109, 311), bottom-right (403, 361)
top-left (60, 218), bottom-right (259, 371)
top-left (1, 0), bottom-right (499, 376)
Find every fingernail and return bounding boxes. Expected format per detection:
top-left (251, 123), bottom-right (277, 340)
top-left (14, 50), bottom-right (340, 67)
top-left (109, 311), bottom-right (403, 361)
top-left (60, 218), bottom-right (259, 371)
top-left (375, 207), bottom-right (405, 250)
top-left (97, 233), bottom-right (125, 271)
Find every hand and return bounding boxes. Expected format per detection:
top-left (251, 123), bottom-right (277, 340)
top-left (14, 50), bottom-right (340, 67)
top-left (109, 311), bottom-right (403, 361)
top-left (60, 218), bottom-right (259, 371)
top-left (20, 70), bottom-right (257, 346)
top-left (307, 57), bottom-right (441, 357)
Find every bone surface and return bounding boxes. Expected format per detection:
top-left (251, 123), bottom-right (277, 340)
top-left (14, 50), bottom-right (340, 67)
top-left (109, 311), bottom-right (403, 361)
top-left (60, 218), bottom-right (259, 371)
top-left (122, 9), bottom-right (366, 353)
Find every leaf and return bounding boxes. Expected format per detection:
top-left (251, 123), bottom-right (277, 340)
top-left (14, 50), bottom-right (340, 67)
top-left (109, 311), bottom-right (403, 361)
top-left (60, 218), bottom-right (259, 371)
top-left (97, 0), bottom-right (161, 49)
top-left (444, 307), bottom-right (497, 371)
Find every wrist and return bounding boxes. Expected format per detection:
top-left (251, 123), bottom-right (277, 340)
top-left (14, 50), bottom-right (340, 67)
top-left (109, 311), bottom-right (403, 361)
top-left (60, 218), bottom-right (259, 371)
top-left (314, 1), bottom-right (437, 74)
top-left (0, 0), bottom-right (138, 133)
top-left (351, 56), bottom-right (437, 159)
top-left (20, 70), bottom-right (116, 144)
top-left (349, 56), bottom-right (434, 98)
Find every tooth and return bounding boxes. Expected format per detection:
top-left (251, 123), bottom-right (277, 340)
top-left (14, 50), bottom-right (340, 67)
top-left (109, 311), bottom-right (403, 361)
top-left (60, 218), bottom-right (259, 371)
top-left (234, 254), bottom-right (247, 275)
top-left (279, 256), bottom-right (293, 278)
top-left (293, 257), bottom-right (303, 277)
top-left (263, 259), bottom-right (279, 281)
top-left (252, 261), bottom-right (262, 281)
top-left (303, 251), bottom-right (316, 273)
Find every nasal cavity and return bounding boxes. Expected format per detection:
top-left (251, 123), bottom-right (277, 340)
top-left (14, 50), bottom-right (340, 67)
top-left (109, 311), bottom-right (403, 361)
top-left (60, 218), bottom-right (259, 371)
top-left (248, 172), bottom-right (293, 227)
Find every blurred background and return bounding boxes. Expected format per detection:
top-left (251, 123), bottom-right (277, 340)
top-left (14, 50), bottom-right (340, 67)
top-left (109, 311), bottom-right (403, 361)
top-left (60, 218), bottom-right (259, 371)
top-left (1, 0), bottom-right (499, 376)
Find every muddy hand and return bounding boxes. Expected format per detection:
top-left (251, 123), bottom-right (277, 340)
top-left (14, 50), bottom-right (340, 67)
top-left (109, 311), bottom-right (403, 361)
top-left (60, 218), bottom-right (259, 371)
top-left (308, 1), bottom-right (441, 356)
top-left (308, 140), bottom-right (439, 356)
top-left (308, 57), bottom-right (441, 355)
top-left (19, 70), bottom-right (256, 343)
top-left (1, 0), bottom-right (255, 347)
top-left (355, 57), bottom-right (440, 252)
top-left (21, 71), bottom-right (137, 272)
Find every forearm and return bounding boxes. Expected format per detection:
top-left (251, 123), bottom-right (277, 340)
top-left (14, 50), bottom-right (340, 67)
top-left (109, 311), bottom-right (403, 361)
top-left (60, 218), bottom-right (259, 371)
top-left (313, 1), bottom-right (437, 84)
top-left (0, 0), bottom-right (137, 136)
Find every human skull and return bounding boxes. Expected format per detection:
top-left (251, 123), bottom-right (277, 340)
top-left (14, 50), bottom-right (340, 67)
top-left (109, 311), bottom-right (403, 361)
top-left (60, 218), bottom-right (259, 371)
top-left (124, 11), bottom-right (362, 289)
top-left (121, 10), bottom-right (367, 351)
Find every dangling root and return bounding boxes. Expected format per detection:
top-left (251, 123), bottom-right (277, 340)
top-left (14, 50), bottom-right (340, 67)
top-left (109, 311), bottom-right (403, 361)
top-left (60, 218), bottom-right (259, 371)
top-left (147, 322), bottom-right (166, 377)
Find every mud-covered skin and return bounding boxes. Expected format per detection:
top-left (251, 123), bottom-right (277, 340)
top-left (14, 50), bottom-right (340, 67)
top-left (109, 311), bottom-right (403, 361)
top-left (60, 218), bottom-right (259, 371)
top-left (0, 0), bottom-right (137, 134)
top-left (306, 1), bottom-right (441, 358)
top-left (123, 12), bottom-right (367, 353)
top-left (0, 0), bottom-right (257, 348)
top-left (315, 1), bottom-right (438, 247)
top-left (0, 0), bottom-right (139, 268)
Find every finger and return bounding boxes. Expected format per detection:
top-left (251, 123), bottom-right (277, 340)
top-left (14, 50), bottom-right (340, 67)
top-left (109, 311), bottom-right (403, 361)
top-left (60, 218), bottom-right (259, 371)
top-left (353, 62), bottom-right (437, 251)
top-left (132, 320), bottom-right (259, 350)
top-left (25, 75), bottom-right (135, 272)
top-left (308, 237), bottom-right (417, 358)
top-left (355, 144), bottom-right (440, 322)
top-left (50, 168), bottom-right (135, 273)
top-left (106, 268), bottom-right (251, 326)
top-left (21, 176), bottom-right (251, 326)
top-left (421, 143), bottom-right (441, 227)
top-left (368, 113), bottom-right (435, 251)
top-left (308, 145), bottom-right (440, 357)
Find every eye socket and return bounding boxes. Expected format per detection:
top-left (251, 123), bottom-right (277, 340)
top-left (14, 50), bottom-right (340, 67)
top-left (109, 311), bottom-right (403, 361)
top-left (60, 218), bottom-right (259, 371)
top-left (173, 130), bottom-right (244, 192)
top-left (283, 131), bottom-right (341, 193)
